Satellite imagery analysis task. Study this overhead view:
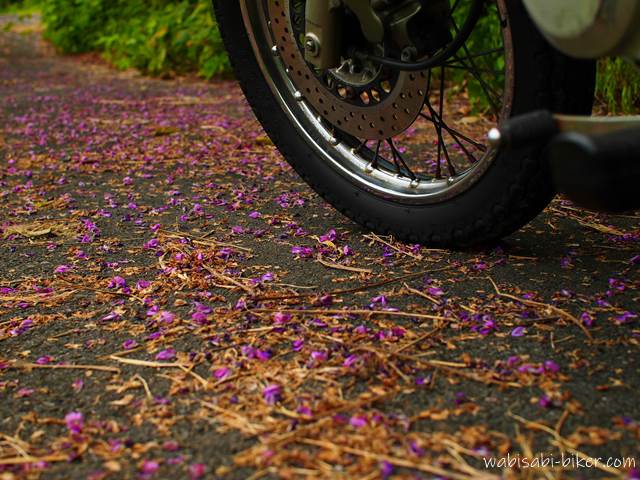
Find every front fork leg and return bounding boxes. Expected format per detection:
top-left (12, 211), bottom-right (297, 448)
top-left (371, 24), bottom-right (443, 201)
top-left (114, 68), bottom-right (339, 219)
top-left (303, 0), bottom-right (344, 69)
top-left (303, 0), bottom-right (386, 70)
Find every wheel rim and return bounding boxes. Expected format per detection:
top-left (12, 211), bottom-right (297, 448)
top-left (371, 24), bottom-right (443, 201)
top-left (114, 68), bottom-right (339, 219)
top-left (239, 0), bottom-right (514, 205)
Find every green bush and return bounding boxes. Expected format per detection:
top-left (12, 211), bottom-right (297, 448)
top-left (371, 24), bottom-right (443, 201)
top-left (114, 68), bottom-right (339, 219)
top-left (41, 0), bottom-right (230, 78)
top-left (39, 0), bottom-right (639, 113)
top-left (596, 58), bottom-right (640, 114)
top-left (0, 0), bottom-right (39, 12)
top-left (0, 0), bottom-right (18, 10)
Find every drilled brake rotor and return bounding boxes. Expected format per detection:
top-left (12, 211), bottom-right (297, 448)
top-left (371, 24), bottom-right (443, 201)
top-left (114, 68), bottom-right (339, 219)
top-left (268, 0), bottom-right (429, 141)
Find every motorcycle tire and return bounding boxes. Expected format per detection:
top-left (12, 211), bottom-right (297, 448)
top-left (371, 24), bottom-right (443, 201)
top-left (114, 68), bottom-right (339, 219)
top-left (212, 0), bottom-right (596, 248)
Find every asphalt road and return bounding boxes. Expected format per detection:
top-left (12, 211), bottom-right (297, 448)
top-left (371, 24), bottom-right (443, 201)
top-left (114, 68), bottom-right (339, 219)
top-left (0, 15), bottom-right (639, 480)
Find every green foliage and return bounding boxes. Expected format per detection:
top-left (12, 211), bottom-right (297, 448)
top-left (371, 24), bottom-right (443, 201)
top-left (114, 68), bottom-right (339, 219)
top-left (41, 0), bottom-right (229, 78)
top-left (449, 1), bottom-right (505, 113)
top-left (596, 58), bottom-right (640, 114)
top-left (0, 0), bottom-right (19, 10)
top-left (0, 0), bottom-right (39, 13)
top-left (38, 0), bottom-right (640, 112)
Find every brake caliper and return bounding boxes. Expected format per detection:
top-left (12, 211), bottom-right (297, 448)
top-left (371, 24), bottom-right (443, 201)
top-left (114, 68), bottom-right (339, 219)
top-left (303, 0), bottom-right (453, 69)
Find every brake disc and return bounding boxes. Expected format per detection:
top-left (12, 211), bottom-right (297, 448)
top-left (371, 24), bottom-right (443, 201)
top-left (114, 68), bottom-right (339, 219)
top-left (268, 0), bottom-right (429, 140)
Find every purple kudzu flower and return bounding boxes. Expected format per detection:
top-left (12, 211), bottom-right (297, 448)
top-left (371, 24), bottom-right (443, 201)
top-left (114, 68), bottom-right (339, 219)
top-left (349, 415), bottom-right (367, 428)
top-left (36, 355), bottom-right (53, 365)
top-left (108, 276), bottom-right (126, 289)
top-left (54, 264), bottom-right (72, 274)
top-left (273, 312), bottom-right (292, 325)
top-left (122, 339), bottom-right (138, 350)
top-left (263, 384), bottom-right (282, 405)
top-left (297, 405), bottom-right (312, 417)
top-left (310, 318), bottom-right (327, 328)
top-left (580, 311), bottom-right (594, 327)
top-left (518, 364), bottom-right (544, 374)
top-left (102, 311), bottom-right (121, 322)
top-left (317, 294), bottom-right (333, 306)
top-left (370, 295), bottom-right (387, 306)
top-left (560, 256), bottom-right (573, 268)
top-left (136, 279), bottom-right (151, 289)
top-left (615, 311), bottom-right (637, 324)
top-left (213, 367), bottom-right (230, 379)
top-left (310, 351), bottom-right (328, 363)
top-left (241, 345), bottom-right (257, 358)
top-left (216, 247), bottom-right (233, 260)
top-left (261, 272), bottom-right (275, 282)
top-left (140, 460), bottom-right (159, 475)
top-left (189, 463), bottom-right (206, 479)
top-left (292, 339), bottom-right (304, 352)
top-left (473, 316), bottom-right (496, 336)
top-left (427, 286), bottom-right (444, 297)
top-left (163, 441), bottom-right (179, 452)
top-left (380, 461), bottom-right (394, 479)
top-left (539, 395), bottom-right (553, 408)
top-left (343, 354), bottom-right (360, 368)
top-left (155, 349), bottom-right (176, 361)
top-left (543, 360), bottom-right (560, 373)
top-left (158, 311), bottom-right (175, 324)
top-left (511, 326), bottom-right (526, 337)
top-left (291, 246), bottom-right (314, 258)
top-left (65, 411), bottom-right (84, 434)
top-left (409, 441), bottom-right (425, 457)
top-left (144, 238), bottom-right (159, 249)
top-left (191, 311), bottom-right (209, 325)
top-left (627, 468), bottom-right (640, 480)
top-left (17, 388), bottom-right (34, 398)
top-left (256, 350), bottom-right (272, 362)
top-left (319, 229), bottom-right (337, 242)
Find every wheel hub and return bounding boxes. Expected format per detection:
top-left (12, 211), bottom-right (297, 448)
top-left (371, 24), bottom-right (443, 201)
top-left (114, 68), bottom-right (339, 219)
top-left (268, 0), bottom-right (429, 140)
top-left (329, 56), bottom-right (381, 88)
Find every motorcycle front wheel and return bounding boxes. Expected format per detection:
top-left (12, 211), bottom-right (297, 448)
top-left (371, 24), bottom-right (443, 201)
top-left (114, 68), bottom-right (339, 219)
top-left (213, 0), bottom-right (596, 247)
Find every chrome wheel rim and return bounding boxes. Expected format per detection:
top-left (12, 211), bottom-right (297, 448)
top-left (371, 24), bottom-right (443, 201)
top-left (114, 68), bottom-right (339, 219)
top-left (239, 0), bottom-right (514, 205)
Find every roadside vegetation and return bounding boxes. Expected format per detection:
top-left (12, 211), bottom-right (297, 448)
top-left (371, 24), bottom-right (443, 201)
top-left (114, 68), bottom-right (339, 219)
top-left (1, 0), bottom-right (638, 112)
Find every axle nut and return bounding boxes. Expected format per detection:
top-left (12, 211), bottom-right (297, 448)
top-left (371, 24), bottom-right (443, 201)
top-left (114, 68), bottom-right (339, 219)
top-left (304, 34), bottom-right (321, 57)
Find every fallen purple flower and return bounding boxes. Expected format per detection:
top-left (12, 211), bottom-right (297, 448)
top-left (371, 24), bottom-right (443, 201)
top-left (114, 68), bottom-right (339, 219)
top-left (511, 326), bottom-right (526, 337)
top-left (155, 349), bottom-right (176, 361)
top-left (263, 384), bottom-right (282, 405)
top-left (65, 411), bottom-right (84, 434)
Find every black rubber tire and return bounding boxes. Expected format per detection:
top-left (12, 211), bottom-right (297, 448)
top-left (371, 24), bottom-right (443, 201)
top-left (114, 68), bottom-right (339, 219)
top-left (212, 0), bottom-right (596, 248)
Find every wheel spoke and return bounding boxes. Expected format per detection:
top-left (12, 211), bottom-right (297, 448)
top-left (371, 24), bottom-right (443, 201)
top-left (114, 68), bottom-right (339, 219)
top-left (386, 138), bottom-right (417, 180)
top-left (447, 47), bottom-right (504, 63)
top-left (419, 112), bottom-right (486, 153)
top-left (420, 112), bottom-right (480, 164)
top-left (372, 140), bottom-right (381, 169)
top-left (442, 63), bottom-right (502, 77)
top-left (437, 66), bottom-right (457, 177)
top-left (354, 139), bottom-right (367, 155)
top-left (449, 19), bottom-right (502, 115)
